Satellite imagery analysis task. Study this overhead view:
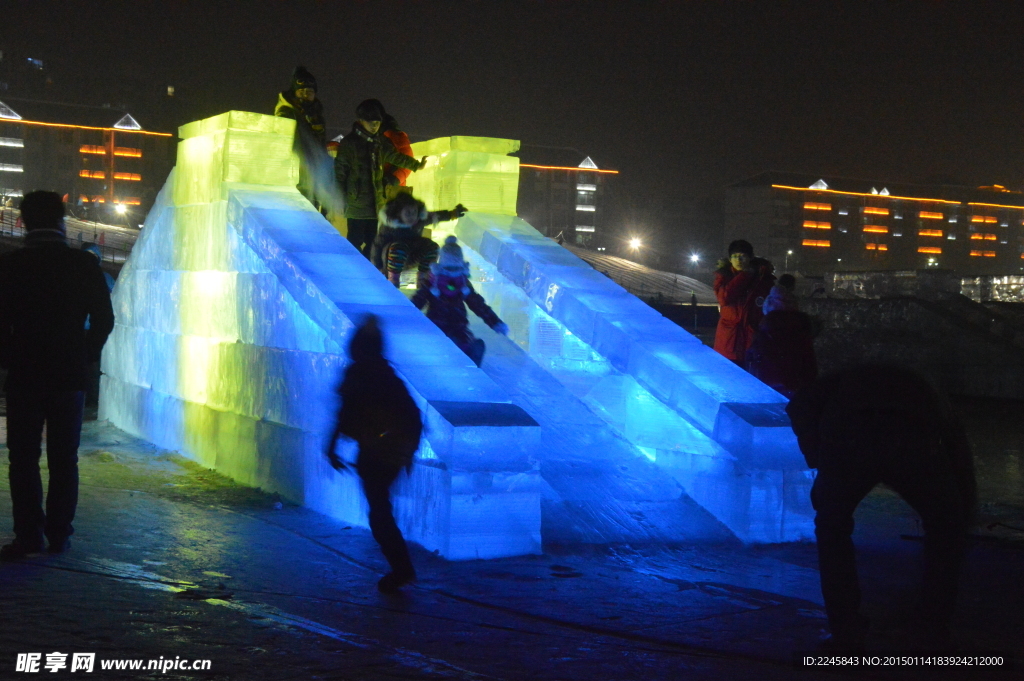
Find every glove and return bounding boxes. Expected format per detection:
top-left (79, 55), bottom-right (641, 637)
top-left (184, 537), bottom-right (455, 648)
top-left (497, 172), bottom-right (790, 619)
top-left (493, 322), bottom-right (509, 336)
top-left (451, 204), bottom-right (467, 219)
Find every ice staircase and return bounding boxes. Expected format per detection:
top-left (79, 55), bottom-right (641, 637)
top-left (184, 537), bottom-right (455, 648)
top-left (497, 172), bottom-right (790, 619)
top-left (100, 113), bottom-right (813, 563)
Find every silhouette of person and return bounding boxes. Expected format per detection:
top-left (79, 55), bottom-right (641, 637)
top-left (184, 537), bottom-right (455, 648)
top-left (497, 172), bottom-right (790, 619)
top-left (0, 191), bottom-right (114, 560)
top-left (325, 315), bottom-right (423, 592)
top-left (786, 365), bottom-right (975, 650)
top-left (746, 273), bottom-right (817, 397)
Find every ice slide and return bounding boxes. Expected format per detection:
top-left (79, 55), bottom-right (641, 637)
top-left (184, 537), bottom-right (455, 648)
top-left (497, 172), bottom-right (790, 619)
top-left (101, 113), bottom-right (813, 562)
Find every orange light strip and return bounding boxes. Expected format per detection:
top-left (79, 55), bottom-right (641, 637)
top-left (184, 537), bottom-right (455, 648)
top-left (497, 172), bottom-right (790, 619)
top-left (971, 216), bottom-right (998, 223)
top-left (113, 147), bottom-right (142, 157)
top-left (119, 198), bottom-right (141, 205)
top-left (802, 239), bottom-right (830, 248)
top-left (520, 163), bottom-right (619, 174)
top-left (918, 229), bottom-right (944, 237)
top-left (804, 202), bottom-right (831, 211)
top-left (970, 233), bottom-right (997, 241)
top-left (865, 243), bottom-right (877, 250)
top-left (864, 207), bottom-right (889, 215)
top-left (772, 184), bottom-right (960, 205)
top-left (863, 225), bottom-right (888, 234)
top-left (802, 220), bottom-right (831, 229)
top-left (0, 117), bottom-right (172, 136)
top-left (919, 211), bottom-right (944, 220)
top-left (918, 247), bottom-right (942, 254)
top-left (877, 244), bottom-right (888, 251)
top-left (113, 172), bottom-right (141, 181)
top-left (79, 145), bottom-right (105, 155)
top-left (79, 169), bottom-right (105, 179)
top-left (969, 201), bottom-right (1024, 209)
top-left (970, 250), bottom-right (997, 257)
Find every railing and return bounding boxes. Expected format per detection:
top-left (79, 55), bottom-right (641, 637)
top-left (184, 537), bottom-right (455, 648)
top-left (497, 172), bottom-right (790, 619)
top-left (0, 209), bottom-right (136, 265)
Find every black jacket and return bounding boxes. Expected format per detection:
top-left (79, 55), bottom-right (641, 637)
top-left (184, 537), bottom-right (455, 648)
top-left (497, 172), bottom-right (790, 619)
top-left (336, 357), bottom-right (422, 469)
top-left (274, 91), bottom-right (327, 146)
top-left (0, 233), bottom-right (115, 391)
top-left (334, 124), bottom-right (420, 220)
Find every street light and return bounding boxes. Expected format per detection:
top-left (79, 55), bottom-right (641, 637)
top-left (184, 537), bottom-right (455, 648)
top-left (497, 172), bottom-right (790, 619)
top-left (689, 253), bottom-right (700, 264)
top-left (628, 237), bottom-right (642, 250)
top-left (785, 249), bottom-right (793, 270)
top-left (114, 204), bottom-right (128, 215)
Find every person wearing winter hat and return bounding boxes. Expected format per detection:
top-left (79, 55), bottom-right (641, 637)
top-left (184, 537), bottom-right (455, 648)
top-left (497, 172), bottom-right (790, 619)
top-left (746, 273), bottom-right (818, 397)
top-left (371, 192), bottom-right (467, 286)
top-left (411, 236), bottom-right (508, 366)
top-left (713, 239), bottom-right (775, 367)
top-left (325, 315), bottom-right (423, 593)
top-left (357, 99), bottom-right (416, 192)
top-left (335, 99), bottom-right (428, 258)
top-left (275, 66), bottom-right (338, 212)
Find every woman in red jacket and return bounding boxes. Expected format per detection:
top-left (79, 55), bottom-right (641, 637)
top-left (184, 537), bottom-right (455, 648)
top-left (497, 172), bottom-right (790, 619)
top-left (713, 240), bottom-right (775, 367)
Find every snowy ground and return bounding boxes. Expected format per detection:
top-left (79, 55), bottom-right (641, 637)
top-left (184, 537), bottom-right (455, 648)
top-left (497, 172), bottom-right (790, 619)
top-left (0, 398), bottom-right (1021, 680)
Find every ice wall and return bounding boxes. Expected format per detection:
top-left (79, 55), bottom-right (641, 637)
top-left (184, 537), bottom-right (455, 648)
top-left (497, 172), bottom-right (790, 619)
top-left (411, 138), bottom-right (814, 543)
top-left (100, 112), bottom-right (542, 560)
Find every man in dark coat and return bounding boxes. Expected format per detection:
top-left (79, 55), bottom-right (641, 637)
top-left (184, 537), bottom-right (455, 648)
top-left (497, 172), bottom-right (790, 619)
top-left (325, 315), bottom-right (423, 593)
top-left (334, 99), bottom-right (425, 257)
top-left (786, 365), bottom-right (975, 650)
top-left (713, 239), bottom-right (775, 367)
top-left (0, 191), bottom-right (114, 560)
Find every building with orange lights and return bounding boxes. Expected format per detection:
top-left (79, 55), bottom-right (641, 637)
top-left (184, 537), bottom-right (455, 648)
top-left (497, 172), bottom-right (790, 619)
top-left (515, 149), bottom-right (618, 248)
top-left (724, 172), bottom-right (1024, 276)
top-left (0, 98), bottom-right (174, 223)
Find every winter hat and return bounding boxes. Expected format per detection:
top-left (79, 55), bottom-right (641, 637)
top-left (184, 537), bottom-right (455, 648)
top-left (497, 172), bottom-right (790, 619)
top-left (349, 314), bottom-right (384, 363)
top-left (728, 239), bottom-right (754, 256)
top-left (762, 283), bottom-right (800, 315)
top-left (356, 99), bottom-right (384, 122)
top-left (437, 235), bottom-right (467, 271)
top-left (20, 190), bottom-right (65, 231)
top-left (290, 66), bottom-right (317, 93)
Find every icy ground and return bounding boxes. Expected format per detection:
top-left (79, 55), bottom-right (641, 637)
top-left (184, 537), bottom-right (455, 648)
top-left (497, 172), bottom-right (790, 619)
top-left (0, 398), bottom-right (1021, 680)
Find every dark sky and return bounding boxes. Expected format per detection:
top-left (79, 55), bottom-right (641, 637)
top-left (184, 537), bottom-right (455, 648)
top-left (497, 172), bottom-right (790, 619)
top-left (5, 1), bottom-right (1024, 253)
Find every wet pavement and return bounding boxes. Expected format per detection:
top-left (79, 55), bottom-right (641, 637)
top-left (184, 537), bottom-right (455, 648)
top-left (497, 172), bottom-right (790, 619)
top-left (0, 398), bottom-right (1022, 680)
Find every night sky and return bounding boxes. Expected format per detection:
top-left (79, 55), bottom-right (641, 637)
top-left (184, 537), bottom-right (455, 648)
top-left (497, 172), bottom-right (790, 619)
top-left (5, 1), bottom-right (1024, 256)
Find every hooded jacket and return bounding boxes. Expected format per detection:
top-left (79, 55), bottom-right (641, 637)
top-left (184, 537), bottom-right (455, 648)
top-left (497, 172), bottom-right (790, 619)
top-left (334, 123), bottom-right (420, 220)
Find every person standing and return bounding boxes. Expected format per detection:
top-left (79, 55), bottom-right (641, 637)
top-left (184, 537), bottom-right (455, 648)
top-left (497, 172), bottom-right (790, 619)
top-left (325, 316), bottom-right (423, 593)
top-left (713, 239), bottom-right (775, 367)
top-left (786, 365), bottom-right (975, 650)
top-left (0, 191), bottom-right (114, 560)
top-left (746, 273), bottom-right (818, 397)
top-left (334, 100), bottom-right (425, 257)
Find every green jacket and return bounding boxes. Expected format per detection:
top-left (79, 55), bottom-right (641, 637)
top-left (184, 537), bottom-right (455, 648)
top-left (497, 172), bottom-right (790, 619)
top-left (334, 123), bottom-right (420, 220)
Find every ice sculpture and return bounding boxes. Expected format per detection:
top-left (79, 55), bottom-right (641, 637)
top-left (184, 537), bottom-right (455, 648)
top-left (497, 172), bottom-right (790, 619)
top-left (102, 112), bottom-right (811, 556)
top-left (100, 112), bottom-right (542, 560)
top-left (411, 138), bottom-right (814, 543)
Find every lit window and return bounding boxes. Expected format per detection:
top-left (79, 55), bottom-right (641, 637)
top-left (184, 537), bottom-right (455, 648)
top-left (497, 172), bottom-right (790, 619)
top-left (863, 225), bottom-right (888, 234)
top-left (970, 233), bottom-right (997, 241)
top-left (0, 163), bottom-right (24, 173)
top-left (802, 220), bottom-right (831, 230)
top-left (918, 229), bottom-right (944, 237)
top-left (574, 225), bottom-right (595, 232)
top-left (865, 243), bottom-right (877, 250)
top-left (970, 216), bottom-right (997, 224)
top-left (969, 250), bottom-right (997, 257)
top-left (802, 239), bottom-right (830, 247)
top-left (80, 145), bottom-right (106, 155)
top-left (947, 233), bottom-right (956, 240)
top-left (113, 147), bottom-right (142, 158)
top-left (949, 216), bottom-right (958, 223)
top-left (838, 208), bottom-right (849, 215)
top-left (79, 170), bottom-right (105, 179)
top-left (118, 198), bottom-right (141, 206)
top-left (576, 184), bottom-right (596, 191)
top-left (804, 202), bottom-right (831, 211)
top-left (877, 244), bottom-right (888, 251)
top-left (918, 247), bottom-right (942, 254)
top-left (864, 207), bottom-right (889, 216)
top-left (919, 211), bottom-right (944, 219)
top-left (575, 205), bottom-right (596, 212)
top-left (0, 137), bottom-right (24, 148)
top-left (113, 172), bottom-right (141, 181)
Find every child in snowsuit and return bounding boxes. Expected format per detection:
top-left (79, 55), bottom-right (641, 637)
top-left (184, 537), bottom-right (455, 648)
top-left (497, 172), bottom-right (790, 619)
top-left (371, 192), bottom-right (466, 287)
top-left (325, 315), bottom-right (423, 593)
top-left (412, 236), bottom-right (508, 366)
